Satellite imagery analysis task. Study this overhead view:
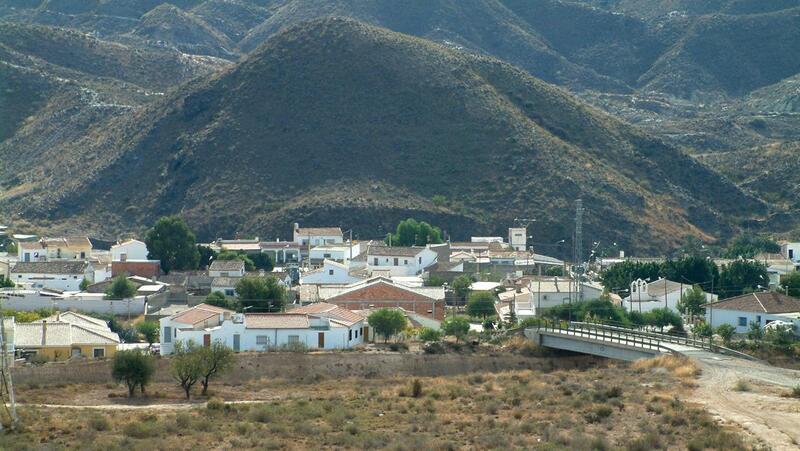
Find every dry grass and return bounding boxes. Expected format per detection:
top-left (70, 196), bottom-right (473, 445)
top-left (0, 363), bottom-right (755, 450)
top-left (632, 355), bottom-right (701, 379)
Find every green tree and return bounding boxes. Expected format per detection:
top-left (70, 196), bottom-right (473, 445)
top-left (451, 275), bottom-right (473, 303)
top-left (780, 272), bottom-right (800, 297)
top-left (367, 309), bottom-right (407, 343)
top-left (544, 266), bottom-right (564, 277)
top-left (466, 291), bottom-right (496, 319)
top-left (385, 218), bottom-right (443, 246)
top-left (171, 340), bottom-right (203, 399)
top-left (217, 251), bottom-right (255, 271)
top-left (5, 241), bottom-right (17, 255)
top-left (79, 278), bottom-right (90, 291)
top-left (417, 327), bottom-right (442, 342)
top-left (250, 253), bottom-right (274, 271)
top-left (135, 321), bottom-right (159, 345)
top-left (197, 245), bottom-right (217, 270)
top-left (747, 322), bottom-right (763, 341)
top-left (677, 285), bottom-right (706, 321)
top-left (661, 256), bottom-right (719, 287)
top-left (694, 322), bottom-right (713, 339)
top-left (0, 276), bottom-right (14, 288)
top-left (105, 275), bottom-right (137, 300)
top-left (644, 308), bottom-right (682, 333)
top-left (723, 234), bottom-right (780, 259)
top-left (112, 349), bottom-right (155, 397)
top-left (599, 261), bottom-right (662, 292)
top-left (718, 260), bottom-right (769, 298)
top-left (765, 325), bottom-right (796, 352)
top-left (716, 324), bottom-right (735, 345)
top-left (235, 277), bottom-right (286, 312)
top-left (204, 291), bottom-right (241, 311)
top-left (145, 216), bottom-right (200, 273)
top-left (198, 341), bottom-right (235, 395)
top-left (441, 316), bottom-right (470, 342)
top-left (425, 275), bottom-right (446, 287)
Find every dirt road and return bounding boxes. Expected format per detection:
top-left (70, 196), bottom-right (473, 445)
top-left (683, 349), bottom-right (800, 450)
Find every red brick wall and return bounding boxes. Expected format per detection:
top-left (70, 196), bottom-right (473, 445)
top-left (111, 261), bottom-right (161, 278)
top-left (329, 299), bottom-right (445, 321)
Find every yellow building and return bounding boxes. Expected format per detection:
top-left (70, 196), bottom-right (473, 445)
top-left (17, 237), bottom-right (93, 262)
top-left (15, 312), bottom-right (119, 361)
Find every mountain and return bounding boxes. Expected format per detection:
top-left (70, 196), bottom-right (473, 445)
top-left (0, 18), bottom-right (767, 252)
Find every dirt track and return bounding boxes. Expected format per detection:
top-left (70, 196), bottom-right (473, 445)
top-left (684, 350), bottom-right (800, 450)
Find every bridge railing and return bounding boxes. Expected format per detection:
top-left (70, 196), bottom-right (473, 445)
top-left (537, 321), bottom-right (675, 354)
top-left (568, 321), bottom-right (759, 361)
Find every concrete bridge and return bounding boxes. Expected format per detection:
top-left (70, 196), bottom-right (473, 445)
top-left (525, 322), bottom-right (756, 361)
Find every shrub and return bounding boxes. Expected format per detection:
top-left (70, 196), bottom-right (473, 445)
top-left (123, 420), bottom-right (163, 438)
top-left (368, 309), bottom-right (407, 343)
top-left (411, 379), bottom-right (423, 398)
top-left (207, 398), bottom-right (225, 410)
top-left (441, 316), bottom-right (470, 342)
top-left (112, 349), bottom-right (156, 397)
top-left (791, 385), bottom-right (800, 398)
top-left (89, 415), bottom-right (111, 431)
top-left (733, 379), bottom-right (751, 392)
top-left (388, 342), bottom-right (409, 352)
top-left (715, 324), bottom-right (736, 344)
top-left (417, 327), bottom-right (441, 342)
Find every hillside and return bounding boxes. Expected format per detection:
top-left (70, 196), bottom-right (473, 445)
top-left (0, 18), bottom-right (767, 251)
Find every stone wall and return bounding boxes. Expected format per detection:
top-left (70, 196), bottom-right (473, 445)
top-left (12, 352), bottom-right (601, 386)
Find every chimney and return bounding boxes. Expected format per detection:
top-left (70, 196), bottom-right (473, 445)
top-left (41, 320), bottom-right (47, 346)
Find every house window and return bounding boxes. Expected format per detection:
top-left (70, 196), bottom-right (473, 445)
top-left (93, 348), bottom-right (105, 358)
top-left (256, 336), bottom-right (269, 346)
top-left (349, 330), bottom-right (353, 341)
top-left (418, 257), bottom-right (422, 264)
top-left (542, 295), bottom-right (548, 300)
top-left (789, 249), bottom-right (794, 259)
top-left (328, 270), bottom-right (334, 276)
top-left (393, 258), bottom-right (399, 266)
top-left (738, 317), bottom-right (747, 327)
top-left (373, 258), bottom-right (379, 266)
top-left (80, 252), bottom-right (86, 259)
top-left (221, 272), bottom-right (229, 277)
top-left (288, 335), bottom-right (300, 344)
top-left (324, 253), bottom-right (331, 258)
top-left (225, 289), bottom-right (234, 296)
top-left (404, 259), bottom-right (408, 265)
top-left (164, 327), bottom-right (172, 343)
top-left (756, 315), bottom-right (762, 325)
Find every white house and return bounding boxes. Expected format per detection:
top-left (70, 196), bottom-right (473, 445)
top-left (781, 242), bottom-right (800, 263)
top-left (508, 227), bottom-right (527, 251)
top-left (704, 292), bottom-right (800, 335)
top-left (366, 245), bottom-right (438, 276)
top-left (17, 237), bottom-right (92, 262)
top-left (293, 224), bottom-right (343, 247)
top-left (623, 278), bottom-right (715, 314)
top-left (211, 277), bottom-right (239, 297)
top-left (309, 243), bottom-right (361, 267)
top-left (208, 260), bottom-right (246, 278)
top-left (10, 261), bottom-right (94, 292)
top-left (159, 303), bottom-right (364, 354)
top-left (110, 239), bottom-right (149, 261)
top-left (301, 260), bottom-right (364, 285)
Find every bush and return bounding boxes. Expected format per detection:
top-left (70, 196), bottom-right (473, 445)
top-left (417, 327), bottom-right (441, 342)
top-left (368, 309), bottom-right (408, 343)
top-left (733, 379), bottom-right (751, 392)
top-left (388, 342), bottom-right (409, 352)
top-left (441, 316), bottom-right (470, 342)
top-left (411, 379), bottom-right (423, 398)
top-left (29, 354), bottom-right (48, 365)
top-left (123, 420), bottom-right (163, 438)
top-left (207, 398), bottom-right (225, 410)
top-left (89, 415), bottom-right (111, 431)
top-left (715, 324), bottom-right (735, 344)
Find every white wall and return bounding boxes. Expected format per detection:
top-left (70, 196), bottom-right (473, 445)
top-left (294, 234), bottom-right (344, 247)
top-left (0, 292), bottom-right (145, 315)
top-left (367, 248), bottom-right (437, 276)
top-left (111, 241), bottom-right (149, 261)
top-left (302, 262), bottom-right (362, 285)
top-left (782, 242), bottom-right (800, 262)
top-left (160, 317), bottom-right (364, 355)
top-left (11, 269), bottom-right (93, 291)
top-left (706, 309), bottom-right (797, 334)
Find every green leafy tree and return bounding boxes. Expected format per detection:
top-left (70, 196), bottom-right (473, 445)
top-left (417, 327), bottom-right (442, 342)
top-left (716, 324), bottom-right (735, 345)
top-left (441, 316), bottom-right (470, 342)
top-left (718, 260), bottom-right (769, 298)
top-left (677, 285), bottom-right (706, 321)
top-left (661, 256), bottom-right (719, 287)
top-left (198, 341), bottom-right (235, 395)
top-left (425, 275), bottom-right (446, 287)
top-left (204, 291), bottom-right (241, 311)
top-left (644, 308), bottom-right (682, 333)
top-left (171, 340), bottom-right (203, 399)
top-left (694, 322), bottom-right (713, 339)
top-left (385, 218), bottom-right (443, 246)
top-left (105, 275), bottom-right (137, 300)
top-left (367, 309), bottom-right (407, 343)
top-left (145, 216), bottom-right (200, 273)
top-left (135, 321), bottom-right (159, 345)
top-left (723, 234), bottom-right (780, 259)
top-left (765, 325), bottom-right (796, 352)
top-left (544, 266), bottom-right (564, 277)
top-left (112, 349), bottom-right (155, 397)
top-left (451, 275), bottom-right (473, 304)
top-left (780, 272), bottom-right (800, 297)
top-left (217, 251), bottom-right (255, 271)
top-left (197, 245), bottom-right (217, 270)
top-left (5, 241), bottom-right (17, 255)
top-left (0, 276), bottom-right (14, 288)
top-left (250, 253), bottom-right (274, 271)
top-left (747, 322), bottom-right (763, 341)
top-left (599, 261), bottom-right (662, 292)
top-left (467, 291), bottom-right (496, 319)
top-left (79, 278), bottom-right (90, 291)
top-left (235, 277), bottom-right (286, 312)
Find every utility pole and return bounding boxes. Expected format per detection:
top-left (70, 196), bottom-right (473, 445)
top-left (0, 299), bottom-right (18, 431)
top-left (573, 199), bottom-right (584, 302)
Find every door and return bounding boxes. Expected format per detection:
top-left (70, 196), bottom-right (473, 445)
top-left (203, 334), bottom-right (211, 347)
top-left (233, 334), bottom-right (240, 352)
top-left (318, 332), bottom-right (325, 349)
top-left (363, 326), bottom-right (369, 342)
top-left (71, 348), bottom-right (81, 357)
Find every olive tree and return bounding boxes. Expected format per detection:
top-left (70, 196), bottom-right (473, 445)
top-left (111, 349), bottom-right (155, 397)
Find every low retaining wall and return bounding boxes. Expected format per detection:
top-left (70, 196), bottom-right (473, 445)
top-left (0, 295), bottom-right (146, 315)
top-left (12, 352), bottom-right (602, 386)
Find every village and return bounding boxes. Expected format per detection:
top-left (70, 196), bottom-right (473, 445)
top-left (0, 218), bottom-right (798, 364)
